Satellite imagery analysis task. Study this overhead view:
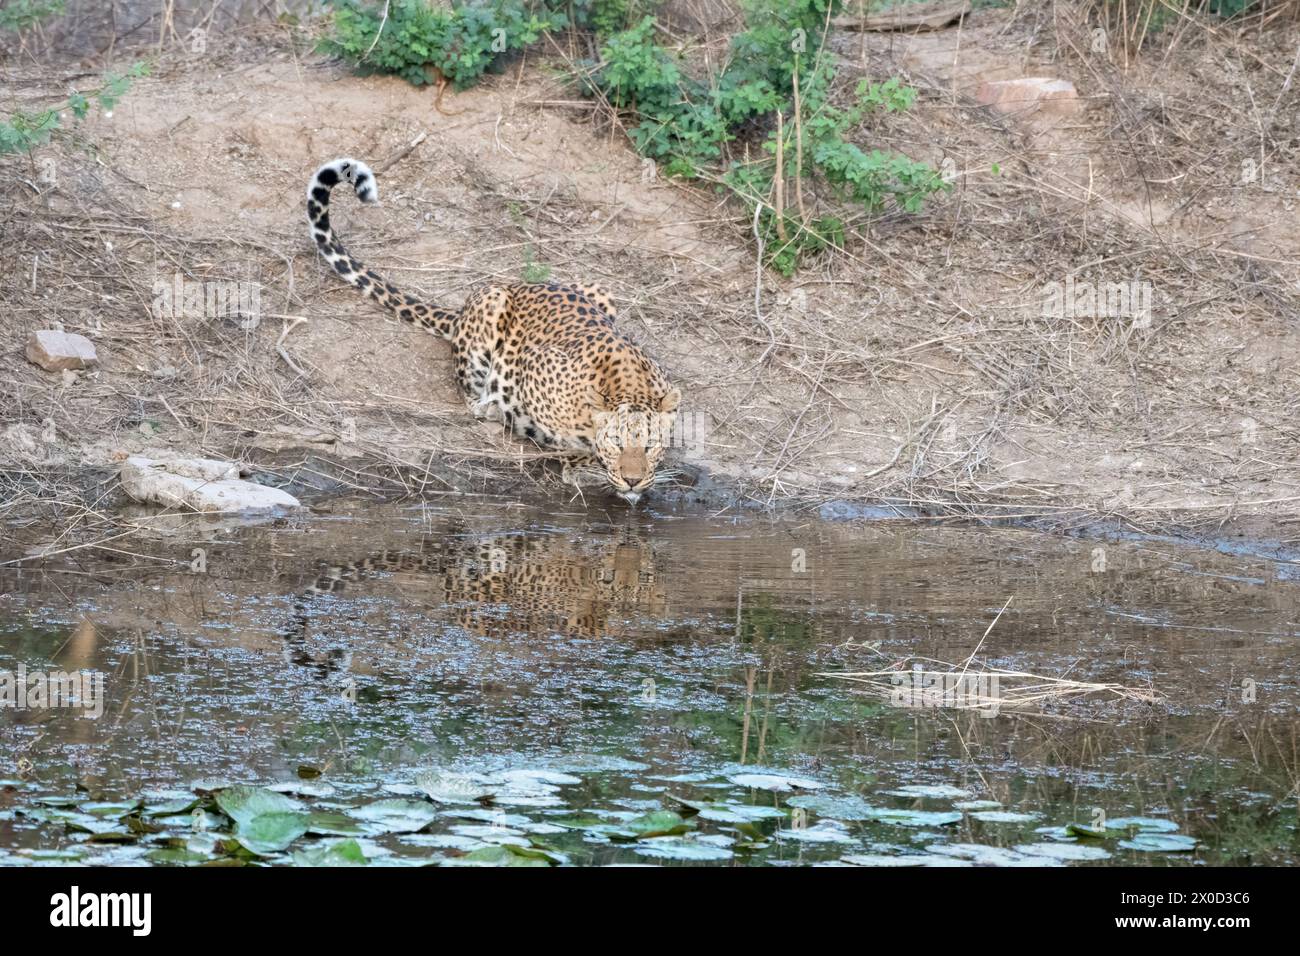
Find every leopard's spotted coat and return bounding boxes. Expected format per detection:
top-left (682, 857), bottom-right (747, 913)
top-left (306, 158), bottom-right (680, 503)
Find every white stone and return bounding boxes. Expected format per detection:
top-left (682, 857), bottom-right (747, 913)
top-left (120, 456), bottom-right (301, 513)
top-left (975, 78), bottom-right (1080, 117)
top-left (26, 329), bottom-right (98, 371)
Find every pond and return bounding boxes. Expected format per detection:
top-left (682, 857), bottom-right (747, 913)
top-left (1, 498), bottom-right (1297, 866)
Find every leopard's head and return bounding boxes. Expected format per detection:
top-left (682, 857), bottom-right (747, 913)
top-left (590, 388), bottom-right (681, 505)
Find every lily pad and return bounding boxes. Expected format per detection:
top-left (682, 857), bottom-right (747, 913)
top-left (840, 853), bottom-right (930, 867)
top-left (970, 811), bottom-right (1040, 823)
top-left (145, 847), bottom-right (213, 865)
top-left (1015, 842), bottom-right (1112, 861)
top-left (305, 810), bottom-right (365, 836)
top-left (859, 808), bottom-right (963, 827)
top-left (442, 844), bottom-right (554, 867)
top-left (348, 799), bottom-right (440, 834)
top-left (292, 839), bottom-right (369, 867)
top-left (786, 794), bottom-right (877, 820)
top-left (214, 786), bottom-right (304, 828)
top-left (616, 810), bottom-right (693, 840)
top-left (1106, 816), bottom-right (1181, 833)
top-left (781, 821), bottom-right (856, 844)
top-left (631, 838), bottom-right (733, 861)
top-left (1065, 823), bottom-right (1107, 838)
top-left (728, 773), bottom-right (824, 792)
top-left (415, 770), bottom-right (497, 804)
top-left (233, 811), bottom-right (310, 856)
top-left (1119, 833), bottom-right (1198, 853)
top-left (926, 843), bottom-right (1047, 867)
top-left (886, 785), bottom-right (970, 800)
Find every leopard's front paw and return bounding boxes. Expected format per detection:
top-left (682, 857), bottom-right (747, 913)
top-left (467, 397), bottom-right (502, 422)
top-left (561, 456), bottom-right (597, 488)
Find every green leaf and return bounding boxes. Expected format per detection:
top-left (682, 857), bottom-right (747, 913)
top-left (348, 798), bottom-right (439, 834)
top-left (292, 839), bottom-right (369, 866)
top-left (213, 786), bottom-right (303, 828)
top-left (442, 844), bottom-right (553, 867)
top-left (1120, 833), bottom-right (1198, 853)
top-left (233, 812), bottom-right (310, 855)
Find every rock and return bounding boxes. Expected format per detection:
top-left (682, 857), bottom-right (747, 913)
top-left (834, 0), bottom-right (970, 32)
top-left (119, 456), bottom-right (302, 513)
top-left (975, 78), bottom-right (1080, 117)
top-left (26, 329), bottom-right (99, 371)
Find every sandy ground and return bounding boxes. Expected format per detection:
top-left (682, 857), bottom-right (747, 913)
top-left (1, 6), bottom-right (1298, 542)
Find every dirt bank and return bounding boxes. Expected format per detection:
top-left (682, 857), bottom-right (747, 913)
top-left (2, 7), bottom-right (1298, 543)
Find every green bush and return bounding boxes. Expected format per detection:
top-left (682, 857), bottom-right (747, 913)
top-left (0, 0), bottom-right (66, 33)
top-left (320, 0), bottom-right (949, 273)
top-left (0, 62), bottom-right (148, 156)
top-left (319, 0), bottom-right (564, 88)
top-left (587, 3), bottom-right (950, 273)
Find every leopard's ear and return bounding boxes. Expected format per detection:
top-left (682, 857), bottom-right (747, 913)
top-left (585, 385), bottom-right (608, 410)
top-left (659, 387), bottom-right (681, 413)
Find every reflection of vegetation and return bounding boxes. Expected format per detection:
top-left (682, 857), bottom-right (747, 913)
top-left (736, 595), bottom-right (814, 645)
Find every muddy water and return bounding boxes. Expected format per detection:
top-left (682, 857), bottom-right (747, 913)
top-left (1, 499), bottom-right (1297, 866)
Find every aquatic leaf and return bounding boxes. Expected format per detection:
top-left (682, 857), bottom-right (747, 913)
top-left (786, 794), bottom-right (877, 820)
top-left (293, 839), bottom-right (369, 867)
top-left (614, 810), bottom-right (693, 840)
top-left (673, 795), bottom-right (786, 823)
top-left (926, 844), bottom-right (1039, 866)
top-left (142, 795), bottom-right (200, 818)
top-left (1014, 842), bottom-right (1112, 861)
top-left (449, 824), bottom-right (529, 845)
top-left (269, 780), bottom-right (336, 798)
top-left (780, 821), bottom-right (856, 844)
top-left (80, 801), bottom-right (137, 817)
top-left (1119, 833), bottom-right (1198, 853)
top-left (858, 807), bottom-right (962, 827)
top-left (728, 773), bottom-right (824, 792)
top-left (953, 800), bottom-right (1003, 811)
top-left (970, 811), bottom-right (1040, 823)
top-left (1065, 823), bottom-right (1107, 839)
top-left (233, 811), bottom-right (310, 855)
top-left (632, 838), bottom-right (733, 861)
top-left (35, 795), bottom-right (81, 807)
top-left (886, 785), bottom-right (970, 800)
top-left (305, 810), bottom-right (365, 836)
top-left (840, 853), bottom-right (931, 867)
top-left (415, 770), bottom-right (497, 804)
top-left (145, 847), bottom-right (213, 865)
top-left (214, 786), bottom-right (304, 828)
top-left (1105, 816), bottom-right (1181, 833)
top-left (1034, 826), bottom-right (1079, 842)
top-left (348, 799), bottom-right (440, 834)
top-left (547, 814), bottom-right (611, 831)
top-left (495, 769), bottom-right (581, 787)
top-left (442, 844), bottom-right (553, 867)
top-left (701, 804), bottom-right (788, 824)
top-left (441, 808), bottom-right (533, 827)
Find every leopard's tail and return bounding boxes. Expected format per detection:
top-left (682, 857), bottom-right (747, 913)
top-left (307, 158), bottom-right (457, 339)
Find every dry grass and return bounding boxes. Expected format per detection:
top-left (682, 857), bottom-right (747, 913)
top-left (1, 3), bottom-right (1298, 542)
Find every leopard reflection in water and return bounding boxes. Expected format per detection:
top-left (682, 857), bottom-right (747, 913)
top-left (278, 529), bottom-right (667, 678)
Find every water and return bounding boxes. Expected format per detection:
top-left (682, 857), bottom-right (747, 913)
top-left (1, 498), bottom-right (1297, 866)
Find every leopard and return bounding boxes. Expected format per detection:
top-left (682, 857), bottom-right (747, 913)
top-left (279, 531), bottom-right (666, 677)
top-left (306, 157), bottom-right (681, 505)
